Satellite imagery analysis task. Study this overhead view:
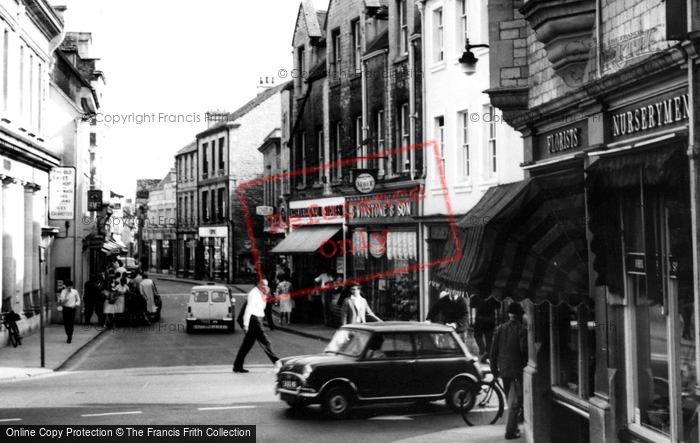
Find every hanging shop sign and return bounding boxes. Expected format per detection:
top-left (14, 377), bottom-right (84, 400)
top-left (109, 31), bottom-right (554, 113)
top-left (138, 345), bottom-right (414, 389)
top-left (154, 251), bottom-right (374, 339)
top-left (49, 167), bottom-right (76, 220)
top-left (610, 92), bottom-right (688, 142)
top-left (351, 169), bottom-right (378, 194)
top-left (87, 190), bottom-right (103, 212)
top-left (198, 226), bottom-right (228, 238)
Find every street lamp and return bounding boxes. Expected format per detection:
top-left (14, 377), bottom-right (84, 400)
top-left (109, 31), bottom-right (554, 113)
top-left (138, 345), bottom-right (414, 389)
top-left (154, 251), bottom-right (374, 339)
top-left (458, 39), bottom-right (489, 75)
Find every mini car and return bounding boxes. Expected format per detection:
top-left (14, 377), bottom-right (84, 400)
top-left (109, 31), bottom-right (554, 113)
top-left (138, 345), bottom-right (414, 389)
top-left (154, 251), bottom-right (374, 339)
top-left (276, 322), bottom-right (482, 419)
top-left (186, 284), bottom-right (235, 333)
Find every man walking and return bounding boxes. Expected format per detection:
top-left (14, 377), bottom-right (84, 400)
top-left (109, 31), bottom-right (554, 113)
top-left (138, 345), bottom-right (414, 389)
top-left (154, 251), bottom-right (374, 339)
top-left (425, 289), bottom-right (469, 343)
top-left (490, 302), bottom-right (528, 440)
top-left (340, 283), bottom-right (381, 325)
top-left (58, 280), bottom-right (81, 343)
top-left (233, 279), bottom-right (281, 373)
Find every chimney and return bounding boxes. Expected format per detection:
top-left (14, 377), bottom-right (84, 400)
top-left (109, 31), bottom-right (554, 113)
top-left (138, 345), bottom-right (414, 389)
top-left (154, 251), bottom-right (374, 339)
top-left (257, 76), bottom-right (274, 95)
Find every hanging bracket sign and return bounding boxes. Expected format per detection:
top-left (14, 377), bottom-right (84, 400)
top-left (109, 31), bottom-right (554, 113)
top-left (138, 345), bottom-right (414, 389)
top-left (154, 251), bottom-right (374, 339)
top-left (48, 167), bottom-right (76, 220)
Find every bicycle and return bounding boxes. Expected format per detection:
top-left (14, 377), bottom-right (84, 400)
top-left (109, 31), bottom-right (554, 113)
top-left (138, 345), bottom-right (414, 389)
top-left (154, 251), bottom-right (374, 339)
top-left (460, 365), bottom-right (505, 426)
top-left (2, 310), bottom-right (22, 348)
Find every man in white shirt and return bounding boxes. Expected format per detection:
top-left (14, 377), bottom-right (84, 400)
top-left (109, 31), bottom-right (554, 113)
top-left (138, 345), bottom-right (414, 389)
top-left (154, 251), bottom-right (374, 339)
top-left (233, 279), bottom-right (281, 373)
top-left (58, 280), bottom-right (81, 343)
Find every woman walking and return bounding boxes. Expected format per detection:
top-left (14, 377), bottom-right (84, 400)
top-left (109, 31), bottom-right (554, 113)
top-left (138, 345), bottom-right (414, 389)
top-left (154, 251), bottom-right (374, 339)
top-left (113, 277), bottom-right (129, 327)
top-left (276, 273), bottom-right (294, 325)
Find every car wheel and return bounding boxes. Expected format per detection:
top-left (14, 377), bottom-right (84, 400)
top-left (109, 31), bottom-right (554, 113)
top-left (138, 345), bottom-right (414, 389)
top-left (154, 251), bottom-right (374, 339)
top-left (446, 380), bottom-right (473, 413)
top-left (322, 386), bottom-right (353, 419)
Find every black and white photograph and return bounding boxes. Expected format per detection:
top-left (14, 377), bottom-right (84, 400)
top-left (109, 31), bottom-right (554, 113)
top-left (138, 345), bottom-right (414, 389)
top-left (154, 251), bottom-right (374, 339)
top-left (1, 0), bottom-right (699, 442)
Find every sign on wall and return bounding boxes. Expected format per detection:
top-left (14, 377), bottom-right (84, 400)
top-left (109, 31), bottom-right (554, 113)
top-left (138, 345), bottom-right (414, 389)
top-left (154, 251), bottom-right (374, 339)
top-left (49, 167), bottom-right (76, 220)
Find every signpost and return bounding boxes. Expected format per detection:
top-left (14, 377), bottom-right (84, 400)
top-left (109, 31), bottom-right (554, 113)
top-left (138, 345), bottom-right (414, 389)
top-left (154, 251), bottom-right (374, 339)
top-left (48, 167), bottom-right (76, 220)
top-left (256, 206), bottom-right (274, 216)
top-left (87, 190), bottom-right (103, 212)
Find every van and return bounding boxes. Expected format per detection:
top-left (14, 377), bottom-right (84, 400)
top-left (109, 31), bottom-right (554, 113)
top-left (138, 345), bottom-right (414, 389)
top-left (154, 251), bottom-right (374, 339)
top-left (186, 284), bottom-right (235, 333)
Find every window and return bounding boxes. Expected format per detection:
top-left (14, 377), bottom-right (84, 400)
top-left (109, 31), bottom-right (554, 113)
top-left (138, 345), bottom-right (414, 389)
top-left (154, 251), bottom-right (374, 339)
top-left (178, 197), bottom-right (183, 221)
top-left (318, 130), bottom-right (325, 183)
top-left (37, 62), bottom-right (42, 132)
top-left (297, 46), bottom-right (306, 93)
top-left (301, 132), bottom-right (307, 186)
top-left (436, 116), bottom-right (445, 179)
top-left (377, 110), bottom-right (385, 176)
top-left (202, 191), bottom-right (208, 222)
top-left (460, 111), bottom-right (470, 180)
top-left (398, 0), bottom-right (408, 55)
top-left (459, 0), bottom-right (468, 48)
top-left (487, 106), bottom-right (497, 176)
top-left (365, 333), bottom-right (414, 359)
top-left (415, 332), bottom-right (463, 357)
top-left (217, 188), bottom-right (225, 221)
top-left (218, 137), bottom-right (225, 172)
top-left (184, 196), bottom-right (188, 225)
top-left (202, 142), bottom-right (209, 178)
top-left (29, 54), bottom-right (33, 126)
top-left (356, 116), bottom-right (364, 169)
top-left (352, 20), bottom-right (362, 74)
top-left (190, 154), bottom-right (194, 180)
top-left (211, 143), bottom-right (216, 175)
top-left (333, 122), bottom-right (342, 181)
top-left (550, 304), bottom-right (594, 399)
top-left (434, 8), bottom-right (444, 63)
top-left (399, 104), bottom-right (410, 172)
top-left (3, 30), bottom-right (8, 112)
top-left (19, 45), bottom-right (24, 119)
top-left (332, 30), bottom-right (342, 75)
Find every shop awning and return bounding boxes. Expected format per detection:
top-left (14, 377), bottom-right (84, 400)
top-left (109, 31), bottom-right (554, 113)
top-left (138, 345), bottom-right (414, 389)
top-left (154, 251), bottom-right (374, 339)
top-left (270, 226), bottom-right (342, 254)
top-left (586, 145), bottom-right (684, 188)
top-left (433, 170), bottom-right (589, 305)
top-left (101, 238), bottom-right (128, 255)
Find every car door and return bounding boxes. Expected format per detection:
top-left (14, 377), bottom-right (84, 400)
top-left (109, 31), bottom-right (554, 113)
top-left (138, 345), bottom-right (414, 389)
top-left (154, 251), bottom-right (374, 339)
top-left (356, 332), bottom-right (421, 399)
top-left (414, 331), bottom-right (466, 396)
top-left (209, 290), bottom-right (229, 320)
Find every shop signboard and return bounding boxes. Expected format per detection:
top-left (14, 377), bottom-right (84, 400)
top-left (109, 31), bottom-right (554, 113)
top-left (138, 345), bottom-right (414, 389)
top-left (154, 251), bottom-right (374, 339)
top-left (87, 190), bottom-right (103, 212)
top-left (534, 120), bottom-right (587, 162)
top-left (49, 167), bottom-right (76, 220)
top-left (610, 92), bottom-right (689, 143)
top-left (198, 226), bottom-right (228, 238)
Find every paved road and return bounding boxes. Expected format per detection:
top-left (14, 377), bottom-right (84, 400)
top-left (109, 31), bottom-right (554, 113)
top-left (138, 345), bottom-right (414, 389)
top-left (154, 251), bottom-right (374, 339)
top-left (0, 280), bottom-right (480, 442)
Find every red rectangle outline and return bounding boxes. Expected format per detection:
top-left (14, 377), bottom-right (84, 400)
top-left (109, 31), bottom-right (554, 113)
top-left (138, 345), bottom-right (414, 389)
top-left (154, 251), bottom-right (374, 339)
top-left (238, 140), bottom-right (462, 301)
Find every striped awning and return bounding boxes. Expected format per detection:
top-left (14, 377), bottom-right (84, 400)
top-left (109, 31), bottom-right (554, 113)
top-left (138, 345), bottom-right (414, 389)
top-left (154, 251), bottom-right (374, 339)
top-left (433, 170), bottom-right (589, 305)
top-left (270, 226), bottom-right (342, 254)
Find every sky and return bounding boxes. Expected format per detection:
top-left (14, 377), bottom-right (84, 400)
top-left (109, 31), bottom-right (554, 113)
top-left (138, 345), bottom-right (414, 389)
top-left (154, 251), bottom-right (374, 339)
top-left (58, 0), bottom-right (330, 200)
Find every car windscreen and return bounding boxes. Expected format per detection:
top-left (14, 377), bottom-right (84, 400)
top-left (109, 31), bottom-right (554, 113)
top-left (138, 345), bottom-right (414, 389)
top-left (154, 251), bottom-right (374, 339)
top-left (193, 291), bottom-right (209, 302)
top-left (324, 329), bottom-right (372, 357)
top-left (211, 291), bottom-right (228, 303)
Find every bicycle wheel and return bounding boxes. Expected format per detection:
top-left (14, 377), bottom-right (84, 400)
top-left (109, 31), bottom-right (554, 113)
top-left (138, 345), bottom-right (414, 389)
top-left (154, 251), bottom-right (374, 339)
top-left (9, 322), bottom-right (22, 348)
top-left (461, 381), bottom-right (504, 426)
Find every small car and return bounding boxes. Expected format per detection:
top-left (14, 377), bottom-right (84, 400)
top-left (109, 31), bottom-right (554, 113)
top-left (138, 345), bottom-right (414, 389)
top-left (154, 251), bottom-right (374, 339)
top-left (186, 284), bottom-right (235, 333)
top-left (276, 322), bottom-right (482, 419)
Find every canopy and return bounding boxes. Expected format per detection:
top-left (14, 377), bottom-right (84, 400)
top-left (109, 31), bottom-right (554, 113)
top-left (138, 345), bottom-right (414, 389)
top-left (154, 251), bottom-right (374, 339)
top-left (433, 170), bottom-right (589, 305)
top-left (270, 226), bottom-right (342, 254)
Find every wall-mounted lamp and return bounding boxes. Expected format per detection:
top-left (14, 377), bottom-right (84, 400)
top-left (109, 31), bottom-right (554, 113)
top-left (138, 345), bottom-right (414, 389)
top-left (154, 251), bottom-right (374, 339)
top-left (458, 39), bottom-right (489, 76)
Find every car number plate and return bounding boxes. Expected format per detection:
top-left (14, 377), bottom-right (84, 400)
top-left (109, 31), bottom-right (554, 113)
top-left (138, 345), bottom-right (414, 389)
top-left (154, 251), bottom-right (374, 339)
top-left (281, 380), bottom-right (298, 389)
top-left (201, 320), bottom-right (210, 325)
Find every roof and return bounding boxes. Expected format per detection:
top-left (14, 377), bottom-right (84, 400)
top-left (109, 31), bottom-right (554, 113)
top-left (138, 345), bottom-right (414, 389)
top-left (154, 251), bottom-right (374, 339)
top-left (307, 57), bottom-right (327, 81)
top-left (316, 11), bottom-right (327, 30)
top-left (176, 140), bottom-right (197, 155)
top-left (191, 284), bottom-right (231, 291)
top-left (340, 321), bottom-right (454, 333)
top-left (196, 81), bottom-right (291, 138)
top-left (366, 29), bottom-right (389, 54)
top-left (293, 0), bottom-right (324, 45)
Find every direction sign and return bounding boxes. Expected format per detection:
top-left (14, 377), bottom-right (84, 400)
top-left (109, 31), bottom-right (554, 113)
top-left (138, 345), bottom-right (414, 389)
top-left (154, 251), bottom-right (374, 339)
top-left (48, 167), bottom-right (76, 220)
top-left (256, 206), bottom-right (274, 216)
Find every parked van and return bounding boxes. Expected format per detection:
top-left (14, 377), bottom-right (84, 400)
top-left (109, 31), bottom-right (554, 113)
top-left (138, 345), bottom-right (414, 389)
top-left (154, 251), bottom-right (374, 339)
top-left (186, 284), bottom-right (235, 333)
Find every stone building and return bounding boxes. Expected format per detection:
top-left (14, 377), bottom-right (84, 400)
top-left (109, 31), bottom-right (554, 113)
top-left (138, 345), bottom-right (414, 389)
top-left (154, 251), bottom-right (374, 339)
top-left (175, 140), bottom-right (198, 279)
top-left (143, 169), bottom-right (177, 274)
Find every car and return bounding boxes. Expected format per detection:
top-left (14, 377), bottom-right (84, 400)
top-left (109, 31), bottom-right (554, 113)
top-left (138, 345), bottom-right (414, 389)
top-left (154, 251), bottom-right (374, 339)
top-left (275, 322), bottom-right (483, 419)
top-left (117, 256), bottom-right (139, 273)
top-left (186, 283), bottom-right (235, 333)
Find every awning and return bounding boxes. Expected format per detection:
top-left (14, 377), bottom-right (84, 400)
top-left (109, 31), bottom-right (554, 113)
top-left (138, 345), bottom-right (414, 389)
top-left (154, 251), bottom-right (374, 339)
top-left (433, 170), bottom-right (589, 305)
top-left (586, 145), bottom-right (684, 188)
top-left (101, 238), bottom-right (128, 255)
top-left (270, 226), bottom-right (342, 254)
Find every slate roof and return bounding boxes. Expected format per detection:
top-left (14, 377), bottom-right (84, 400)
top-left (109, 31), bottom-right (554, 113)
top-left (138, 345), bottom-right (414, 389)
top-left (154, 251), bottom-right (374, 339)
top-left (176, 140), bottom-right (197, 155)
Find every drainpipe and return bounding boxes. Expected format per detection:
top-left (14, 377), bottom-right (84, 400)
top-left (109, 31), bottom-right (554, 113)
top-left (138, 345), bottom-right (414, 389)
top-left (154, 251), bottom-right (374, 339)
top-left (415, 0), bottom-right (427, 319)
top-left (409, 37), bottom-right (417, 181)
top-left (361, 5), bottom-right (369, 170)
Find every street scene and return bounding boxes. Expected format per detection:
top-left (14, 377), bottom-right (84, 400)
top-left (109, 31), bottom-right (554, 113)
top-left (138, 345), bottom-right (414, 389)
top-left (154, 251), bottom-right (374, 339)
top-left (2, 1), bottom-right (700, 443)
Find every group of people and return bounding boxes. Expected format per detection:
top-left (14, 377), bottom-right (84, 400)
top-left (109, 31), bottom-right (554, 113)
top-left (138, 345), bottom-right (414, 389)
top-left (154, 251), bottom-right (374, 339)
top-left (57, 259), bottom-right (161, 344)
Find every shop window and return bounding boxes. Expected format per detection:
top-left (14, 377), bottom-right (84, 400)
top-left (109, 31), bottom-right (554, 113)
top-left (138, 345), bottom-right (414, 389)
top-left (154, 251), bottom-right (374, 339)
top-left (550, 304), bottom-right (595, 398)
top-left (622, 189), bottom-right (697, 440)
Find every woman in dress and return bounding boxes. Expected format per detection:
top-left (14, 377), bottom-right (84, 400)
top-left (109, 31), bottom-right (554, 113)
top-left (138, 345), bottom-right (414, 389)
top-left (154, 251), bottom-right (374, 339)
top-left (276, 273), bottom-right (294, 325)
top-left (113, 277), bottom-right (129, 327)
top-left (102, 277), bottom-right (116, 328)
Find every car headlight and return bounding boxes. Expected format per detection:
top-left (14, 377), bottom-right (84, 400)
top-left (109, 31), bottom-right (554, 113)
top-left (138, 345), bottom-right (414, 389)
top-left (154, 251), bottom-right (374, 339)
top-left (301, 364), bottom-right (313, 379)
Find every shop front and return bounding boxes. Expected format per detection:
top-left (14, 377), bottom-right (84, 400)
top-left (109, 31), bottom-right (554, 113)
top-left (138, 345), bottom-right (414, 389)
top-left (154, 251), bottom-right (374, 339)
top-left (269, 197), bottom-right (346, 324)
top-left (345, 186), bottom-right (423, 322)
top-left (176, 232), bottom-right (198, 279)
top-left (198, 226), bottom-right (228, 282)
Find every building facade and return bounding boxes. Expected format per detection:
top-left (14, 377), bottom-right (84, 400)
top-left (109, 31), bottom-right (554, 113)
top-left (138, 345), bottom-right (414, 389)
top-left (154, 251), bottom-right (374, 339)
top-left (481, 1), bottom-right (700, 443)
top-left (143, 169), bottom-right (177, 274)
top-left (0, 0), bottom-right (64, 342)
top-left (175, 140), bottom-right (198, 279)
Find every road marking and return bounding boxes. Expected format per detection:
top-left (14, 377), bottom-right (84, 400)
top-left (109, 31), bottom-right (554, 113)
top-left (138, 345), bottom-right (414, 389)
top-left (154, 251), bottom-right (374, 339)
top-left (81, 411), bottom-right (142, 417)
top-left (368, 415), bottom-right (413, 420)
top-left (0, 418), bottom-right (22, 422)
top-left (142, 381), bottom-right (149, 389)
top-left (197, 406), bottom-right (257, 411)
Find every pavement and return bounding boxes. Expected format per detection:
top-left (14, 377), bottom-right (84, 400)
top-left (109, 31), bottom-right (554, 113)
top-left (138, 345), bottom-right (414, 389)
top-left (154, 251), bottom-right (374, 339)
top-left (0, 274), bottom-right (523, 442)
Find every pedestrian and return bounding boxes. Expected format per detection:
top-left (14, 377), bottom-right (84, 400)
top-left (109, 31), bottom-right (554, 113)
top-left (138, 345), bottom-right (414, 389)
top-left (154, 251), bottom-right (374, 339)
top-left (113, 277), bottom-right (129, 327)
top-left (314, 270), bottom-right (334, 326)
top-left (425, 289), bottom-right (469, 343)
top-left (95, 273), bottom-right (106, 326)
top-left (340, 283), bottom-right (382, 325)
top-left (58, 280), bottom-right (80, 343)
top-left (139, 273), bottom-right (159, 320)
top-left (83, 274), bottom-right (101, 325)
top-left (490, 302), bottom-right (528, 440)
top-left (102, 277), bottom-right (117, 329)
top-left (276, 273), bottom-right (294, 325)
top-left (264, 272), bottom-right (277, 330)
top-left (233, 279), bottom-right (282, 373)
top-left (470, 294), bottom-right (501, 362)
